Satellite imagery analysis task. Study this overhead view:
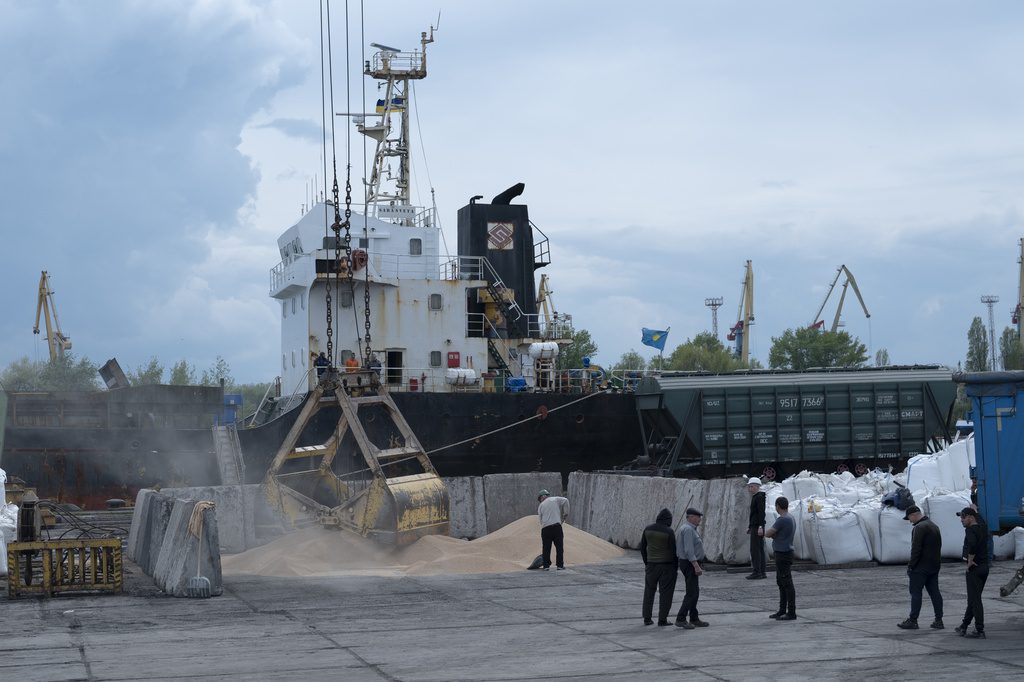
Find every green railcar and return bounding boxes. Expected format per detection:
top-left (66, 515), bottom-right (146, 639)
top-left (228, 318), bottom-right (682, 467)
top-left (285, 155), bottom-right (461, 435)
top-left (636, 366), bottom-right (957, 479)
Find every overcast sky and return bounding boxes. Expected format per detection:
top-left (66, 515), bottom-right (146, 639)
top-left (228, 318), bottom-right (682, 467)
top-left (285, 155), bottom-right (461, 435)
top-left (2, 1), bottom-right (1023, 384)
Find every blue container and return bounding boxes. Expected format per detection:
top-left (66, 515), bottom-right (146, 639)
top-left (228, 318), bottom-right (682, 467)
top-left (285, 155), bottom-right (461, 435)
top-left (957, 371), bottom-right (1024, 531)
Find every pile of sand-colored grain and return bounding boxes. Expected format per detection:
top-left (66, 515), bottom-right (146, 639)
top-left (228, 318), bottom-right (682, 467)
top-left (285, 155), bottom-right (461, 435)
top-left (222, 515), bottom-right (624, 577)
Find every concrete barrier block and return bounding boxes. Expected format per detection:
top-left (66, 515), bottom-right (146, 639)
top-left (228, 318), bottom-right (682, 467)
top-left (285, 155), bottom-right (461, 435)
top-left (161, 485), bottom-right (257, 553)
top-left (483, 472), bottom-right (563, 533)
top-left (153, 499), bottom-right (223, 598)
top-left (127, 489), bottom-right (175, 576)
top-left (444, 477), bottom-right (486, 539)
top-left (699, 478), bottom-right (750, 564)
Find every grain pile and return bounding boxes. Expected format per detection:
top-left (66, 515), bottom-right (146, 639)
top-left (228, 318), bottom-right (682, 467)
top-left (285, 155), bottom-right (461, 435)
top-left (222, 515), bottom-right (624, 578)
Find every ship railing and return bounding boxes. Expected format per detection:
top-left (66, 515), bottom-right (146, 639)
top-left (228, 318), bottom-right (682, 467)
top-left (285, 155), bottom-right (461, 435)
top-left (544, 367), bottom-right (608, 394)
top-left (248, 378), bottom-right (282, 427)
top-left (367, 49), bottom-right (426, 77)
top-left (524, 313), bottom-right (574, 341)
top-left (377, 366), bottom-right (484, 393)
top-left (608, 368), bottom-right (662, 393)
top-left (364, 252), bottom-right (440, 280)
top-left (365, 204), bottom-right (437, 229)
top-left (531, 221), bottom-right (551, 268)
top-left (441, 256), bottom-right (486, 281)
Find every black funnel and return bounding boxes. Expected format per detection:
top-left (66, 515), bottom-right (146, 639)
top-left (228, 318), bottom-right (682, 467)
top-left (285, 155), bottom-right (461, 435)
top-left (491, 183), bottom-right (525, 205)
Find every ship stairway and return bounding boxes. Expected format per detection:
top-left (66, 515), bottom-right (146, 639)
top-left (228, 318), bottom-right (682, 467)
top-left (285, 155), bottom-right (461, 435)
top-left (480, 258), bottom-right (526, 322)
top-left (212, 424), bottom-right (245, 486)
top-left (262, 369), bottom-right (449, 546)
top-left (487, 338), bottom-right (511, 374)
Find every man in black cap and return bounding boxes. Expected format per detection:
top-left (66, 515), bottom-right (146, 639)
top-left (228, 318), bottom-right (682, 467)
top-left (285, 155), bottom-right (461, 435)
top-left (956, 507), bottom-right (989, 638)
top-left (898, 505), bottom-right (944, 630)
top-left (675, 508), bottom-right (708, 628)
top-left (640, 508), bottom-right (677, 626)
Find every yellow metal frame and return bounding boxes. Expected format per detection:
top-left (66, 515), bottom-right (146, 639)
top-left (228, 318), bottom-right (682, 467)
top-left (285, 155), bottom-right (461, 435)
top-left (7, 538), bottom-right (123, 598)
top-left (263, 369), bottom-right (450, 546)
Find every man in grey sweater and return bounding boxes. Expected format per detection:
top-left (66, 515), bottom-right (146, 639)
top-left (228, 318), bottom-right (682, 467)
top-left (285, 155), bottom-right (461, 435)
top-left (537, 490), bottom-right (570, 571)
top-left (675, 507), bottom-right (709, 629)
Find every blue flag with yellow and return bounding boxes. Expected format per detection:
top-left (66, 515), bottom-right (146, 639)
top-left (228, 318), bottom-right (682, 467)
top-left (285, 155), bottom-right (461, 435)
top-left (641, 328), bottom-right (669, 351)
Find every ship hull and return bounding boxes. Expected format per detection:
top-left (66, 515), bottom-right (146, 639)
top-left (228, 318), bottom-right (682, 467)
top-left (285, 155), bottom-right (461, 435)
top-left (238, 391), bottom-right (642, 482)
top-left (2, 388), bottom-right (641, 507)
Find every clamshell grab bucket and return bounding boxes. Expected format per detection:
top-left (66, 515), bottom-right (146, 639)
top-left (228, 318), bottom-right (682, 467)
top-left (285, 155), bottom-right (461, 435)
top-left (263, 370), bottom-right (450, 545)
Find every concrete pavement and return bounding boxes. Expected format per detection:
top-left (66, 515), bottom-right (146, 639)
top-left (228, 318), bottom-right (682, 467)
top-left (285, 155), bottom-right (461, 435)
top-left (3, 555), bottom-right (1024, 681)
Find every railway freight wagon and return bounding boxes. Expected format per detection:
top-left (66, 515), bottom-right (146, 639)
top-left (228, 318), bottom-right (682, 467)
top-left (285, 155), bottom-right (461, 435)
top-left (635, 366), bottom-right (957, 480)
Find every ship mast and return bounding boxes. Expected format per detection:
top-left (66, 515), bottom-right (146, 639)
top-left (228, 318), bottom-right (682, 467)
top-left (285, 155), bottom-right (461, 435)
top-left (357, 27), bottom-right (435, 227)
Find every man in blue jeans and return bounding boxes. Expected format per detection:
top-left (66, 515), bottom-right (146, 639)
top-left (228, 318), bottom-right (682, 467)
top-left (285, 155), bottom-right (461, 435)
top-left (898, 505), bottom-right (944, 630)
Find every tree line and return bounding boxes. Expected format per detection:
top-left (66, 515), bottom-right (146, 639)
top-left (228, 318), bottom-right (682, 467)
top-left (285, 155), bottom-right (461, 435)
top-left (0, 354), bottom-right (272, 412)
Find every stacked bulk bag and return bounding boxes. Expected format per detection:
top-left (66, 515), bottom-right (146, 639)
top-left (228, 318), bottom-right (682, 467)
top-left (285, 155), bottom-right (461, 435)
top-left (940, 440), bottom-right (972, 492)
top-left (921, 489), bottom-right (973, 559)
top-left (805, 504), bottom-right (873, 565)
top-left (781, 471), bottom-right (829, 501)
top-left (906, 454), bottom-right (946, 494)
top-left (872, 506), bottom-right (913, 564)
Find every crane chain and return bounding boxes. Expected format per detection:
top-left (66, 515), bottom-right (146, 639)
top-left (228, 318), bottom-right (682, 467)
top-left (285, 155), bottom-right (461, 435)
top-left (325, 169), bottom-right (341, 370)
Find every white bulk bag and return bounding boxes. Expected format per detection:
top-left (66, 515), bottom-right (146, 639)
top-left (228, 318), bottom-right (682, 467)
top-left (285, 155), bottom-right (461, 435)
top-left (805, 506), bottom-right (873, 565)
top-left (781, 472), bottom-right (829, 501)
top-left (852, 502), bottom-right (881, 557)
top-left (906, 454), bottom-right (947, 495)
top-left (874, 507), bottom-right (912, 564)
top-left (993, 531), bottom-right (1015, 560)
top-left (828, 471), bottom-right (856, 490)
top-left (0, 536), bottom-right (6, 577)
top-left (0, 503), bottom-right (18, 544)
top-left (939, 441), bottom-right (972, 492)
top-left (764, 507), bottom-right (779, 559)
top-left (788, 501), bottom-right (818, 561)
top-left (921, 490), bottom-right (973, 559)
top-left (0, 467), bottom-right (6, 506)
top-left (1014, 527), bottom-right (1024, 561)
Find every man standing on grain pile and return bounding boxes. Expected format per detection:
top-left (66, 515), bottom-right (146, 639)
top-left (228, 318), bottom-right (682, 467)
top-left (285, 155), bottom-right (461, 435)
top-left (640, 508), bottom-right (677, 626)
top-left (537, 490), bottom-right (570, 571)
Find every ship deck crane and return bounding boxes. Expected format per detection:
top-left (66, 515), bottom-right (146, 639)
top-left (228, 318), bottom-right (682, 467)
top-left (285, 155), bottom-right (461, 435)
top-left (726, 260), bottom-right (754, 363)
top-left (33, 271), bottom-right (72, 362)
top-left (810, 264), bottom-right (870, 333)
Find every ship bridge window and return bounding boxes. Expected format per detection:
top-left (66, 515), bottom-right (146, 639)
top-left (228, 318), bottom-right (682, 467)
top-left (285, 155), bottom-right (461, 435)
top-left (301, 292), bottom-right (306, 310)
top-left (430, 351), bottom-right (442, 367)
top-left (291, 350), bottom-right (296, 368)
top-left (359, 237), bottom-right (369, 248)
top-left (429, 293), bottom-right (443, 311)
top-left (340, 290), bottom-right (353, 308)
top-left (282, 301), bottom-right (287, 318)
top-left (409, 238), bottom-right (422, 256)
top-left (291, 297), bottom-right (297, 315)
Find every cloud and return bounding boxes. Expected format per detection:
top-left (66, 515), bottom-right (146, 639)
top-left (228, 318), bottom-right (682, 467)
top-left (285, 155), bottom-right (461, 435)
top-left (254, 118), bottom-right (323, 144)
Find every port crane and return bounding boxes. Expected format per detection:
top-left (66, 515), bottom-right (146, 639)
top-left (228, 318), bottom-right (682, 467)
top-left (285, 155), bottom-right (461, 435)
top-left (727, 260), bottom-right (754, 363)
top-left (810, 265), bottom-right (870, 333)
top-left (1013, 238), bottom-right (1024, 337)
top-left (33, 271), bottom-right (72, 362)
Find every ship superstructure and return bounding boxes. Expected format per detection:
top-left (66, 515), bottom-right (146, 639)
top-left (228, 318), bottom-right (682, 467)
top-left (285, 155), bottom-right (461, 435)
top-left (269, 31), bottom-right (573, 396)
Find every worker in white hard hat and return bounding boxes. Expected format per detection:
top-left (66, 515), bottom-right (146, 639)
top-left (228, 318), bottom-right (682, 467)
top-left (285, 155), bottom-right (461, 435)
top-left (746, 477), bottom-right (767, 580)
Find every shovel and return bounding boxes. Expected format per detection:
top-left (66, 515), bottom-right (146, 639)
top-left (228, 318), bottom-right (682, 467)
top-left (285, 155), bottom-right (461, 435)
top-left (186, 521), bottom-right (212, 599)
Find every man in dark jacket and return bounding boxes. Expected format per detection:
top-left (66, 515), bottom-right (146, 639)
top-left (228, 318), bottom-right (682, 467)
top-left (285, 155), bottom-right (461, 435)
top-left (746, 477), bottom-right (767, 579)
top-left (956, 507), bottom-right (989, 638)
top-left (898, 505), bottom-right (944, 630)
top-left (639, 508), bottom-right (677, 626)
